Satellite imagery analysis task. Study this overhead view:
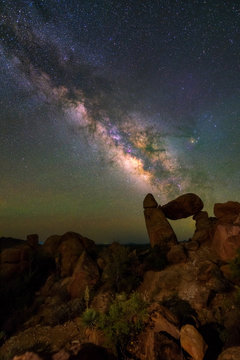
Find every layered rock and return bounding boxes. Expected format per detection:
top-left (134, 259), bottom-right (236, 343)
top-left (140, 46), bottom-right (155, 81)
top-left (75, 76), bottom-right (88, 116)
top-left (162, 193), bottom-right (204, 220)
top-left (143, 194), bottom-right (177, 248)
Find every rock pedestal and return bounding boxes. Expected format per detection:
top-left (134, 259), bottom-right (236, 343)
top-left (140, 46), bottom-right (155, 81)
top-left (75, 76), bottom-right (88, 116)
top-left (143, 194), bottom-right (177, 248)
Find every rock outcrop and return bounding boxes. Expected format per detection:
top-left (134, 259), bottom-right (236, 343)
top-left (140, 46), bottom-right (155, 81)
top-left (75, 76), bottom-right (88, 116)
top-left (162, 193), bottom-right (204, 220)
top-left (143, 193), bottom-right (177, 248)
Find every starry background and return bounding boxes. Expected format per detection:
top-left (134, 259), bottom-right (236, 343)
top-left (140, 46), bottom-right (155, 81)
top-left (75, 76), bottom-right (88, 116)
top-left (0, 0), bottom-right (240, 243)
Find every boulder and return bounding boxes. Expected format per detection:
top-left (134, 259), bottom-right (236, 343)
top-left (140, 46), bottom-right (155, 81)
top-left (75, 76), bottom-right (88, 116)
top-left (212, 223), bottom-right (240, 262)
top-left (42, 235), bottom-right (61, 257)
top-left (162, 193), bottom-right (204, 220)
top-left (193, 211), bottom-right (211, 231)
top-left (143, 195), bottom-right (177, 248)
top-left (68, 251), bottom-right (100, 299)
top-left (180, 324), bottom-right (207, 360)
top-left (143, 193), bottom-right (158, 208)
top-left (217, 347), bottom-right (240, 360)
top-left (214, 201), bottom-right (240, 223)
top-left (56, 232), bottom-right (96, 277)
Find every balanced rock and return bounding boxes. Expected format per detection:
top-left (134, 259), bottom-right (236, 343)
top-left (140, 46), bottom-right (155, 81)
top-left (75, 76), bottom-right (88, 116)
top-left (162, 193), bottom-right (204, 220)
top-left (214, 201), bottom-right (240, 223)
top-left (143, 194), bottom-right (177, 248)
top-left (68, 250), bottom-right (99, 299)
top-left (180, 324), bottom-right (207, 360)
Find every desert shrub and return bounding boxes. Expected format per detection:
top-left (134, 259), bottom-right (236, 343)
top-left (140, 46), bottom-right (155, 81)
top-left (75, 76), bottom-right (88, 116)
top-left (143, 244), bottom-right (168, 271)
top-left (97, 292), bottom-right (148, 359)
top-left (161, 295), bottom-right (197, 326)
top-left (82, 308), bottom-right (99, 328)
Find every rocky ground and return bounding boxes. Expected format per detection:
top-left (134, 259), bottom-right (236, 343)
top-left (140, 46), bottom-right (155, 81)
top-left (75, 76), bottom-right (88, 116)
top-left (1, 193), bottom-right (240, 360)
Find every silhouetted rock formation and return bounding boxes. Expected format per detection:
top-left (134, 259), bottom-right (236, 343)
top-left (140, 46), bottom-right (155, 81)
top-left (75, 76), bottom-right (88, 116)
top-left (1, 194), bottom-right (240, 360)
top-left (162, 193), bottom-right (204, 220)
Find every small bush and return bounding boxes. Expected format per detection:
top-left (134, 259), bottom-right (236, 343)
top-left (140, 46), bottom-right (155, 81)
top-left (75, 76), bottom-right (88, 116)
top-left (97, 292), bottom-right (148, 358)
top-left (82, 308), bottom-right (99, 328)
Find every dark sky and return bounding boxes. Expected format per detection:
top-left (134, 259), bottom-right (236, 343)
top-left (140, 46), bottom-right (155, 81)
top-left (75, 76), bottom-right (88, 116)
top-left (0, 0), bottom-right (240, 243)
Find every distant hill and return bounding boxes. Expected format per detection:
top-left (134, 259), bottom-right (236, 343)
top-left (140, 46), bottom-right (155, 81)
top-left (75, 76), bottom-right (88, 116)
top-left (0, 237), bottom-right (25, 251)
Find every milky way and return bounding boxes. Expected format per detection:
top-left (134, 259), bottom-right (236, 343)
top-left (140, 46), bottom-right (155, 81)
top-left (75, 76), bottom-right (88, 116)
top-left (1, 0), bottom-right (240, 242)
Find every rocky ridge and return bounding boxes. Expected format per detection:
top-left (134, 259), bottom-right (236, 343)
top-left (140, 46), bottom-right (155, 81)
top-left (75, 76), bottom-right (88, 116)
top-left (0, 193), bottom-right (240, 360)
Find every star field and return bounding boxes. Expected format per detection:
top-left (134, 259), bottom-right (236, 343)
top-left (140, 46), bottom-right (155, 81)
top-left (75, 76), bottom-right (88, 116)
top-left (0, 0), bottom-right (240, 243)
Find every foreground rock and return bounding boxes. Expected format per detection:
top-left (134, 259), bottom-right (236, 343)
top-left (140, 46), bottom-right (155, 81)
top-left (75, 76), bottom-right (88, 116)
top-left (143, 194), bottom-right (177, 248)
top-left (162, 193), bottom-right (204, 220)
top-left (217, 346), bottom-right (240, 360)
top-left (180, 324), bottom-right (207, 360)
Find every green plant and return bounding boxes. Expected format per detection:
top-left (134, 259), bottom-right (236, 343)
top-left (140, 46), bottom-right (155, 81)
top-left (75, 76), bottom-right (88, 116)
top-left (82, 308), bottom-right (99, 328)
top-left (84, 285), bottom-right (90, 309)
top-left (97, 292), bottom-right (148, 359)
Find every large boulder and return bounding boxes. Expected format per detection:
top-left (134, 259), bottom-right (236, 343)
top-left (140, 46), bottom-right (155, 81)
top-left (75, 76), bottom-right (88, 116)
top-left (180, 324), bottom-right (207, 360)
top-left (143, 194), bottom-right (177, 248)
top-left (214, 201), bottom-right (240, 223)
top-left (42, 235), bottom-right (62, 257)
top-left (56, 232), bottom-right (96, 277)
top-left (212, 223), bottom-right (240, 262)
top-left (68, 251), bottom-right (100, 299)
top-left (162, 193), bottom-right (204, 220)
top-left (217, 347), bottom-right (240, 360)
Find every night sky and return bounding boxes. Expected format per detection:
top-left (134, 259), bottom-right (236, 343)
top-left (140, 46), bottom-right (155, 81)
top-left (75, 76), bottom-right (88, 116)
top-left (1, 0), bottom-right (240, 243)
